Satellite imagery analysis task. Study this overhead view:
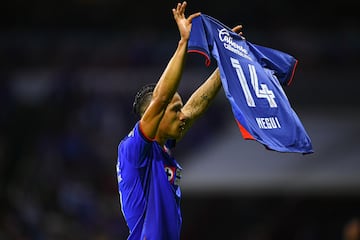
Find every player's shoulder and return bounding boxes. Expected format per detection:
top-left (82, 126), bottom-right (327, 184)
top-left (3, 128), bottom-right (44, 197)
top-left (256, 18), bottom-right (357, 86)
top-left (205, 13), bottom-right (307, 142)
top-left (120, 122), bottom-right (152, 149)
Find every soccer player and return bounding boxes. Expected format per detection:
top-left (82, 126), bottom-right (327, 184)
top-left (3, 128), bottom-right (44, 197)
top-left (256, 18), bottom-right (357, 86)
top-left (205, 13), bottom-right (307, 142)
top-left (116, 2), bottom-right (242, 239)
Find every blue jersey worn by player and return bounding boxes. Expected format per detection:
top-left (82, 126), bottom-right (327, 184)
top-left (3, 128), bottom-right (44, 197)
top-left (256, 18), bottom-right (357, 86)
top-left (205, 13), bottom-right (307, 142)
top-left (188, 14), bottom-right (313, 154)
top-left (117, 122), bottom-right (182, 240)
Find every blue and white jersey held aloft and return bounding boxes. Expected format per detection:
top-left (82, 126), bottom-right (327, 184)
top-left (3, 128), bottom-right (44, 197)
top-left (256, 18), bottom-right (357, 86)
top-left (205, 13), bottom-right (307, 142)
top-left (188, 14), bottom-right (313, 154)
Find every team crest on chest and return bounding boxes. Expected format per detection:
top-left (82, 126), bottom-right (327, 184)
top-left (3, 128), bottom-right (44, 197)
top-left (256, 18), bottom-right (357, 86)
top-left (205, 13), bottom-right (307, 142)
top-left (164, 165), bottom-right (182, 186)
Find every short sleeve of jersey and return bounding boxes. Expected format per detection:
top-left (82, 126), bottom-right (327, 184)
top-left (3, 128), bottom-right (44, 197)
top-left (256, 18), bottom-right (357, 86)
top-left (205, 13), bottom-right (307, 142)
top-left (250, 44), bottom-right (298, 86)
top-left (118, 121), bottom-right (152, 168)
top-left (188, 15), bottom-right (213, 66)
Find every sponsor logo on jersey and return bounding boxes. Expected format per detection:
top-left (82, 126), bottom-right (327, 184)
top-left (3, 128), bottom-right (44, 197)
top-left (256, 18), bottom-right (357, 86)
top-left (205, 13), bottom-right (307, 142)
top-left (218, 28), bottom-right (252, 61)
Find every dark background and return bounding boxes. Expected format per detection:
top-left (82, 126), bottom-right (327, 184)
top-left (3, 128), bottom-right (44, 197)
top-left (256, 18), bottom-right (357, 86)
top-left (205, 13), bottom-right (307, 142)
top-left (1, 0), bottom-right (359, 239)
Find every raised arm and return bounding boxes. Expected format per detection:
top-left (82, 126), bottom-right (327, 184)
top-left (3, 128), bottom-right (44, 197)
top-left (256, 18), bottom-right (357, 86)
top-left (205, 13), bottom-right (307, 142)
top-left (140, 2), bottom-right (200, 139)
top-left (181, 68), bottom-right (221, 132)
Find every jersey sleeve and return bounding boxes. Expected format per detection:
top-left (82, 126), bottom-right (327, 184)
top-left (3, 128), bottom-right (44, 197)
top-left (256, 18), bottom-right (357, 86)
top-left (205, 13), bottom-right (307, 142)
top-left (188, 15), bottom-right (212, 66)
top-left (250, 43), bottom-right (298, 86)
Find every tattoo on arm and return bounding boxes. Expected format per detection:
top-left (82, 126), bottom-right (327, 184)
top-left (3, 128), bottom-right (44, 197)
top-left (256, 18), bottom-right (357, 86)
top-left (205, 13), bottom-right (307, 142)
top-left (201, 93), bottom-right (209, 101)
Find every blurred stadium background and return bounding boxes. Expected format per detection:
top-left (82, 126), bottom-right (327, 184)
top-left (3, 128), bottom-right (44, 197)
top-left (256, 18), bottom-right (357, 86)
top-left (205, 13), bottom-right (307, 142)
top-left (1, 0), bottom-right (359, 239)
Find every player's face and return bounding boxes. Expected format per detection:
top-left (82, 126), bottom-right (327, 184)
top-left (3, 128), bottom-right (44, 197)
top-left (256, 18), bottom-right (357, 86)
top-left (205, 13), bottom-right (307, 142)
top-left (159, 93), bottom-right (187, 139)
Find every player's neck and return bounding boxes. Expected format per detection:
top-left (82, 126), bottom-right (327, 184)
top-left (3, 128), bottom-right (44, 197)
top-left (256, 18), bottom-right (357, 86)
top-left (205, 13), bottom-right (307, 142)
top-left (154, 135), bottom-right (167, 148)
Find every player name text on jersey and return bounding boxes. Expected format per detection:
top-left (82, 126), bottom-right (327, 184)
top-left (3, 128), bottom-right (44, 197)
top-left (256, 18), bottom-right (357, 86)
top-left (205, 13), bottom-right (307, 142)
top-left (256, 117), bottom-right (281, 129)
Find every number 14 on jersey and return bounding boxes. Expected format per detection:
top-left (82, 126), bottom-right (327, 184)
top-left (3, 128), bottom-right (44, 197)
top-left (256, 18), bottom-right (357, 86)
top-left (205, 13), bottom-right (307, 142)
top-left (231, 57), bottom-right (277, 108)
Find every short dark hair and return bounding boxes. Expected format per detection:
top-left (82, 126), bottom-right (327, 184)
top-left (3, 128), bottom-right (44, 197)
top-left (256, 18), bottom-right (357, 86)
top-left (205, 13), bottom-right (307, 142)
top-left (133, 83), bottom-right (156, 117)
